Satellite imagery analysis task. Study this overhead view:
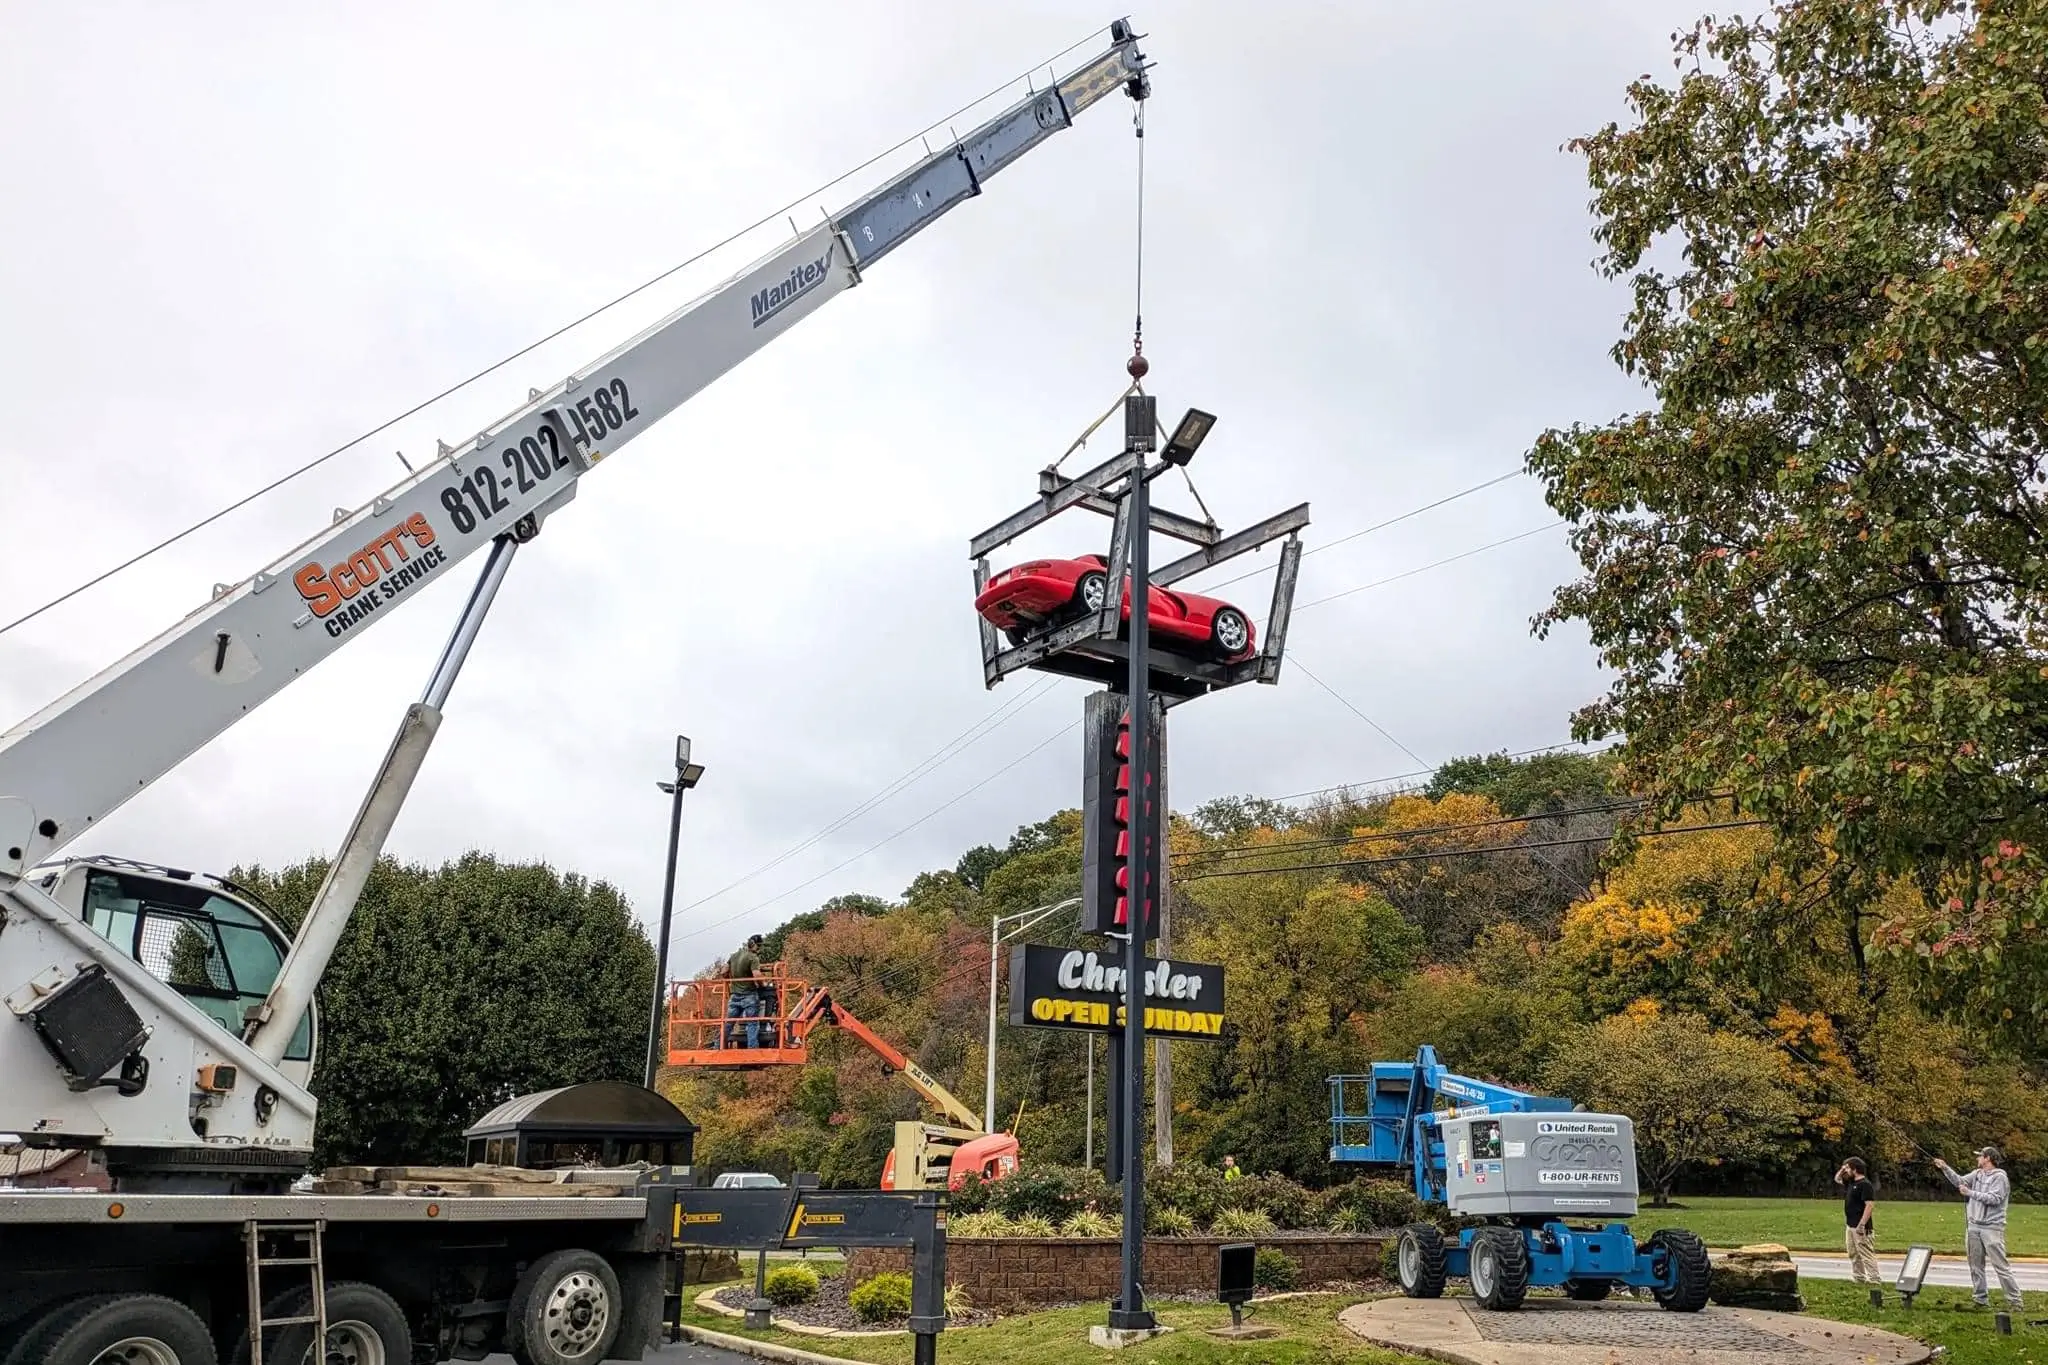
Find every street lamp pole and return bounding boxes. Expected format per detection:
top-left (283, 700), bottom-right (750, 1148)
top-left (646, 736), bottom-right (707, 1090)
top-left (983, 897), bottom-right (1079, 1132)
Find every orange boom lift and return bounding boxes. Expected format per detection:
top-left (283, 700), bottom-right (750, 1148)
top-left (667, 964), bottom-right (1020, 1192)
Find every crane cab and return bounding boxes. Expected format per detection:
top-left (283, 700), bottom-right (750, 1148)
top-left (665, 964), bottom-right (811, 1068)
top-left (32, 858), bottom-right (318, 1088)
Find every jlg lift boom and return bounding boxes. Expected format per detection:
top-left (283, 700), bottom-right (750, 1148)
top-left (668, 971), bottom-right (1017, 1191)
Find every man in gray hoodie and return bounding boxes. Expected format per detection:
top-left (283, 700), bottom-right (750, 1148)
top-left (1934, 1147), bottom-right (2025, 1311)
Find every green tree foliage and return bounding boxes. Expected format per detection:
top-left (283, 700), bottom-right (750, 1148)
top-left (234, 852), bottom-right (653, 1166)
top-left (1425, 750), bottom-right (1616, 814)
top-left (1528, 0), bottom-right (2048, 1051)
top-left (1542, 1008), bottom-right (1803, 1206)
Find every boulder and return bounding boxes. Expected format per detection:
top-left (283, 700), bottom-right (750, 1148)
top-left (1709, 1243), bottom-right (1804, 1312)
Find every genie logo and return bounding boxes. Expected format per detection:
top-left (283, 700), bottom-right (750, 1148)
top-left (1437, 1077), bottom-right (1488, 1103)
top-left (750, 246), bottom-right (836, 328)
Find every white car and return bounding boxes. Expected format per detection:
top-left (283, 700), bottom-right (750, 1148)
top-left (711, 1172), bottom-right (785, 1189)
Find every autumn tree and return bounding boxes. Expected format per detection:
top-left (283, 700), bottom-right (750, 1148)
top-left (236, 852), bottom-right (654, 1166)
top-left (1542, 1008), bottom-right (1801, 1205)
top-left (1529, 0), bottom-right (2048, 1052)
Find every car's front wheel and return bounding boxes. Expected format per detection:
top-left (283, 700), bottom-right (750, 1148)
top-left (1074, 572), bottom-right (1110, 616)
top-left (1211, 607), bottom-right (1251, 658)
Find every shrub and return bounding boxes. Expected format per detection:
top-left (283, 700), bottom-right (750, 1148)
top-left (848, 1272), bottom-right (913, 1323)
top-left (948, 1211), bottom-right (1012, 1239)
top-left (943, 1284), bottom-right (973, 1321)
top-left (1005, 1213), bottom-right (1058, 1238)
top-left (1061, 1209), bottom-right (1121, 1239)
top-left (1378, 1237), bottom-right (1402, 1283)
top-left (1147, 1205), bottom-right (1196, 1237)
top-left (1211, 1208), bottom-right (1278, 1238)
top-left (1252, 1247), bottom-right (1301, 1291)
top-left (1315, 1179), bottom-right (1426, 1233)
top-left (763, 1264), bottom-right (819, 1307)
top-left (1227, 1173), bottom-right (1316, 1228)
top-left (949, 1171), bottom-right (993, 1214)
top-left (990, 1165), bottom-right (1118, 1223)
top-left (1147, 1162), bottom-right (1228, 1224)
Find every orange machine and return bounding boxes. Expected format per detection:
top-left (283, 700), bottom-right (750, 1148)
top-left (666, 967), bottom-right (1020, 1191)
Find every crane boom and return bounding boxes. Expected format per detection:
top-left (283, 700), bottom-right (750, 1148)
top-left (0, 21), bottom-right (1151, 1171)
top-left (0, 21), bottom-right (1149, 882)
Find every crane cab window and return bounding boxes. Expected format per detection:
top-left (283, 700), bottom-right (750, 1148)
top-left (81, 870), bottom-right (313, 1063)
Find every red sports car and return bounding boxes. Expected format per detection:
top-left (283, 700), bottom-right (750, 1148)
top-left (975, 553), bottom-right (1257, 662)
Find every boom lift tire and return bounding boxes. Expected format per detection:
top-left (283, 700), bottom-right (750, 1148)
top-left (1645, 1228), bottom-right (1711, 1313)
top-left (260, 1283), bottom-right (410, 1365)
top-left (1393, 1223), bottom-right (1447, 1299)
top-left (39, 1295), bottom-right (217, 1365)
top-left (506, 1249), bottom-right (622, 1365)
top-left (1563, 1278), bottom-right (1614, 1301)
top-left (2, 1296), bottom-right (124, 1365)
top-left (1467, 1228), bottom-right (1530, 1312)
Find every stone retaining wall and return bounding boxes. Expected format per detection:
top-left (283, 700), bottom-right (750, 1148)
top-left (845, 1236), bottom-right (1388, 1310)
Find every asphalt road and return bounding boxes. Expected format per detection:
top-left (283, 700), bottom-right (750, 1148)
top-left (1795, 1252), bottom-right (2048, 1294)
top-left (653, 1345), bottom-right (759, 1365)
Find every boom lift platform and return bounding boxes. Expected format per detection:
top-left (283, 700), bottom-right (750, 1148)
top-left (969, 410), bottom-right (1308, 702)
top-left (1328, 1046), bottom-right (1712, 1313)
top-left (667, 973), bottom-right (1019, 1192)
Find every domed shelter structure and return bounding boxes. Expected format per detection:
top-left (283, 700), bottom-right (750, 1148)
top-left (462, 1080), bottom-right (697, 1170)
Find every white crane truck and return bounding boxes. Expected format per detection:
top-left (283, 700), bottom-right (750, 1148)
top-left (0, 20), bottom-right (1152, 1365)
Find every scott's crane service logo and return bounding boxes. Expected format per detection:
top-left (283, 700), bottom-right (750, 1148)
top-left (749, 245), bottom-right (836, 328)
top-left (293, 512), bottom-right (448, 637)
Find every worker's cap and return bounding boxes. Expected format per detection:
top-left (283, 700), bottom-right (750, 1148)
top-left (1975, 1145), bottom-right (2002, 1163)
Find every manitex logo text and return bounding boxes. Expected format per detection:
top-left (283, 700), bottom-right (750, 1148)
top-left (750, 246), bottom-right (835, 328)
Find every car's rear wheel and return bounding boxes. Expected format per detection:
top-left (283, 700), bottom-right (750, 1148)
top-left (1074, 571), bottom-right (1110, 616)
top-left (1210, 607), bottom-right (1251, 658)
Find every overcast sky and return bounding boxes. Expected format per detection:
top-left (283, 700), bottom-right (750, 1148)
top-left (1, 2), bottom-right (1708, 974)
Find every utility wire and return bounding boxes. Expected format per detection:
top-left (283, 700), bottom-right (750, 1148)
top-left (670, 676), bottom-right (1061, 918)
top-left (1265, 741), bottom-right (1618, 804)
top-left (1175, 820), bottom-right (1770, 881)
top-left (0, 24), bottom-right (1117, 640)
top-left (1290, 656), bottom-right (1430, 769)
top-left (1203, 469), bottom-right (1526, 593)
top-left (1292, 522), bottom-right (1565, 614)
top-left (669, 717), bottom-right (1082, 944)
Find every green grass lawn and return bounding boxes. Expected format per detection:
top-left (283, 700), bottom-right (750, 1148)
top-left (683, 1289), bottom-right (1426, 1364)
top-left (1629, 1195), bottom-right (2048, 1256)
top-left (685, 1283), bottom-right (2038, 1365)
top-left (1800, 1278), bottom-right (2044, 1365)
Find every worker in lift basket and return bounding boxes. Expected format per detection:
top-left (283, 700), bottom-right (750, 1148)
top-left (1933, 1146), bottom-right (2027, 1312)
top-left (725, 935), bottom-right (768, 1049)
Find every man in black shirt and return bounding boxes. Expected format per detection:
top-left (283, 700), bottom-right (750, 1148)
top-left (1834, 1156), bottom-right (1879, 1284)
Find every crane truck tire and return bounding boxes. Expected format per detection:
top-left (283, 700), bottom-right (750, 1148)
top-left (1646, 1228), bottom-right (1712, 1312)
top-left (1394, 1223), bottom-right (1447, 1299)
top-left (37, 1295), bottom-right (216, 1365)
top-left (505, 1249), bottom-right (622, 1365)
top-left (252, 1283), bottom-right (409, 1365)
top-left (1467, 1228), bottom-right (1530, 1311)
top-left (2, 1296), bottom-right (124, 1365)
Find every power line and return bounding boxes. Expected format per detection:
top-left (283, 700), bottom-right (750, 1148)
top-left (1174, 819), bottom-right (1770, 881)
top-left (1264, 741), bottom-right (1618, 805)
top-left (671, 676), bottom-right (1061, 918)
top-left (1291, 522), bottom-right (1565, 614)
top-left (1171, 793), bottom-right (1695, 866)
top-left (0, 24), bottom-right (1117, 640)
top-left (1203, 469), bottom-right (1526, 593)
top-left (669, 716), bottom-right (1082, 945)
top-left (1289, 656), bottom-right (1430, 769)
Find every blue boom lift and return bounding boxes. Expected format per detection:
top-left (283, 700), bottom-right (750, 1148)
top-left (1327, 1046), bottom-right (1710, 1311)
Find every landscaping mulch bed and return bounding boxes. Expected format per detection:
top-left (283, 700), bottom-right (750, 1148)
top-left (711, 1275), bottom-right (999, 1331)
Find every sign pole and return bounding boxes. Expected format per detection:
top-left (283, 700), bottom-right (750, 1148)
top-left (1111, 409), bottom-right (1156, 1333)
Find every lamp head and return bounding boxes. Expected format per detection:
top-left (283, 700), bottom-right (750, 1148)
top-left (1161, 408), bottom-right (1216, 467)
